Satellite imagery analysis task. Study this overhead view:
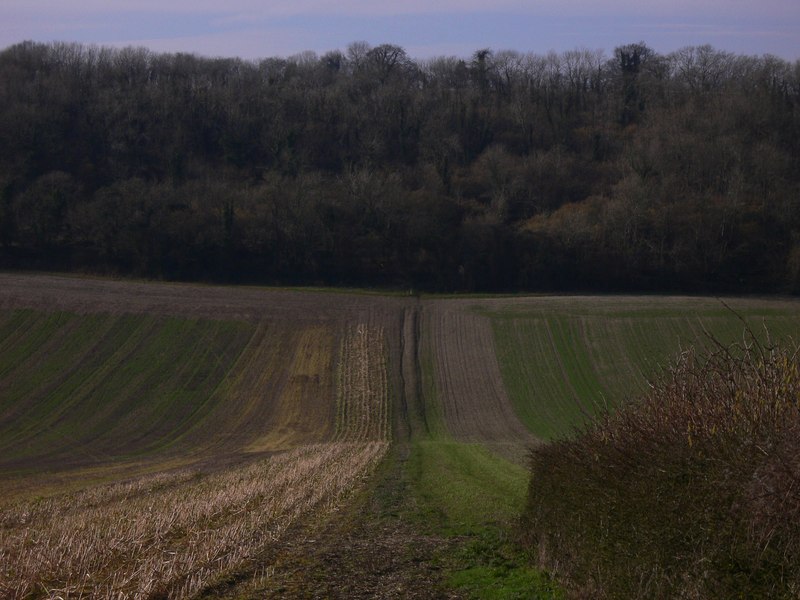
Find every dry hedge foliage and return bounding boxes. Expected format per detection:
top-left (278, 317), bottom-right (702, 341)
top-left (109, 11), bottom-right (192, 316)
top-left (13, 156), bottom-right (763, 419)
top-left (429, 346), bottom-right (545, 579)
top-left (524, 328), bottom-right (800, 599)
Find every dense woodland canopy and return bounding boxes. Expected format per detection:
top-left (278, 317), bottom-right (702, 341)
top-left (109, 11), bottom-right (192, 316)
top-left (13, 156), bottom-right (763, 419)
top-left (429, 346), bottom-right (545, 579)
top-left (0, 40), bottom-right (798, 292)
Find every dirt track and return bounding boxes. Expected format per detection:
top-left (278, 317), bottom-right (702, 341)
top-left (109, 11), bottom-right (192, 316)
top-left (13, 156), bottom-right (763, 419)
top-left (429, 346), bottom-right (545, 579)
top-left (220, 444), bottom-right (464, 600)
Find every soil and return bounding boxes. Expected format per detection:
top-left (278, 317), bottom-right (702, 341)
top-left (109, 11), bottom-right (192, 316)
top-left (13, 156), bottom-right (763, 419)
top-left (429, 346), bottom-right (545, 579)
top-left (0, 273), bottom-right (407, 322)
top-left (426, 302), bottom-right (537, 464)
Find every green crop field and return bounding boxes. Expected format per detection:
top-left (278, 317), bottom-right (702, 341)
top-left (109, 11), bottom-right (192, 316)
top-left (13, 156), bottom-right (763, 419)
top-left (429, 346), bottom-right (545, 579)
top-left (0, 311), bottom-right (255, 470)
top-left (486, 297), bottom-right (800, 439)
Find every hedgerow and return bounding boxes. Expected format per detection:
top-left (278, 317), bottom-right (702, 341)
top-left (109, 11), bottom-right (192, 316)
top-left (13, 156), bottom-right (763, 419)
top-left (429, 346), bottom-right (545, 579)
top-left (524, 328), bottom-right (800, 598)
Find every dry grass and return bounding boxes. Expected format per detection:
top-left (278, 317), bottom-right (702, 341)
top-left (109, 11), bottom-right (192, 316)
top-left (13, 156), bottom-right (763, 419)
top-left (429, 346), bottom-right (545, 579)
top-left (0, 442), bottom-right (388, 599)
top-left (524, 328), bottom-right (800, 598)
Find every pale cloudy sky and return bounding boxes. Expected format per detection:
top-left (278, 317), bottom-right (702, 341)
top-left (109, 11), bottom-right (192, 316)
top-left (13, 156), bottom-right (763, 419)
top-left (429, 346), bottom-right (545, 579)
top-left (1, 0), bottom-right (798, 60)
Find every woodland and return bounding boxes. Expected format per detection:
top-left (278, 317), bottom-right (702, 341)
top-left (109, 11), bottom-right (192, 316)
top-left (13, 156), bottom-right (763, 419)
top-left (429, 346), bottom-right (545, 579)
top-left (0, 40), bottom-right (798, 292)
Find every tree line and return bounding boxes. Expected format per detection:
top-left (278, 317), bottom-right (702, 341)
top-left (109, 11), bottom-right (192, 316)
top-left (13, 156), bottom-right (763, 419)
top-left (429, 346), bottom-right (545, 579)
top-left (0, 40), bottom-right (798, 292)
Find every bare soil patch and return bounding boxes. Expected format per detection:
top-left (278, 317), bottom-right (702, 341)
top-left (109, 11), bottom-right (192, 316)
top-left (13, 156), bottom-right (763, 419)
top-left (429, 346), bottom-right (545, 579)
top-left (426, 303), bottom-right (536, 462)
top-left (0, 273), bottom-right (406, 322)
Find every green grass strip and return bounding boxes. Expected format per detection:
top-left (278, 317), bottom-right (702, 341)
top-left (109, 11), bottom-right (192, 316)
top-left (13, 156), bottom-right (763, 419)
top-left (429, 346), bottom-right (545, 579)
top-left (405, 439), bottom-right (561, 599)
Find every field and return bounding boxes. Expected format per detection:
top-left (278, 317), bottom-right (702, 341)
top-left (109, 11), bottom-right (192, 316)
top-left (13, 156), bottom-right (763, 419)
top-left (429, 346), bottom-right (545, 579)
top-left (484, 296), bottom-right (800, 439)
top-left (1, 274), bottom-right (799, 598)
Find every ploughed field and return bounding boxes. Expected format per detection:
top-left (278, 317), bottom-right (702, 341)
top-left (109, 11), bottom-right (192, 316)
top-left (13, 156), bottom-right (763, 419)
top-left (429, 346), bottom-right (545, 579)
top-left (1, 274), bottom-right (799, 598)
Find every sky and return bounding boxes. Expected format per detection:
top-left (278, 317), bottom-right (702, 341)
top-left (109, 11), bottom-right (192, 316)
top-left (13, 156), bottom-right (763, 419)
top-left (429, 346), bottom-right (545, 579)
top-left (1, 1), bottom-right (798, 61)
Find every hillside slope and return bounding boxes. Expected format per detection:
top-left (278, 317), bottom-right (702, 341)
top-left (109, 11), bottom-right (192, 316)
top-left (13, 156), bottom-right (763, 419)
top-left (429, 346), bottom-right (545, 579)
top-left (1, 274), bottom-right (799, 597)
